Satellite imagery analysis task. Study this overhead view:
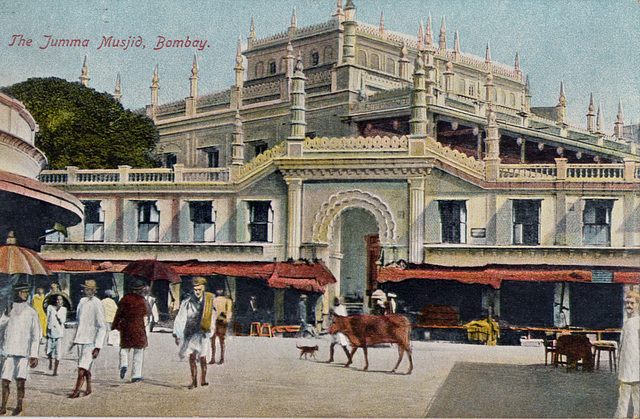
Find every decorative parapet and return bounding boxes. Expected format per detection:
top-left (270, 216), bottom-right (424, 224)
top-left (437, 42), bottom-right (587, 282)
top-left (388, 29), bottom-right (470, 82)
top-left (304, 135), bottom-right (408, 151)
top-left (251, 20), bottom-right (338, 49)
top-left (243, 79), bottom-right (282, 99)
top-left (197, 90), bottom-right (231, 110)
top-left (39, 165), bottom-right (229, 185)
top-left (424, 136), bottom-right (486, 173)
top-left (498, 162), bottom-right (637, 182)
top-left (239, 142), bottom-right (286, 177)
top-left (499, 164), bottom-right (557, 179)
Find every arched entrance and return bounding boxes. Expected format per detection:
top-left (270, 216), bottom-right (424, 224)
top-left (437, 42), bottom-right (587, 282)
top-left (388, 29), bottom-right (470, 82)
top-left (338, 208), bottom-right (379, 304)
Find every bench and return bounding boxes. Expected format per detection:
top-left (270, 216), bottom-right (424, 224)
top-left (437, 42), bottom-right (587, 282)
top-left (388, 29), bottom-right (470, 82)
top-left (272, 325), bottom-right (300, 337)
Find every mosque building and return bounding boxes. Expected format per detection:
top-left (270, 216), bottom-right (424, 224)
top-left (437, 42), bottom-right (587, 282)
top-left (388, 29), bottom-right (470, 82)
top-left (38, 1), bottom-right (640, 336)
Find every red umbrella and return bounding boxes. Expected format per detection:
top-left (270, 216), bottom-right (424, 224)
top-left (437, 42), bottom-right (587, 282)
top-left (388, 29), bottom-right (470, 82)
top-left (0, 232), bottom-right (51, 275)
top-left (122, 259), bottom-right (180, 283)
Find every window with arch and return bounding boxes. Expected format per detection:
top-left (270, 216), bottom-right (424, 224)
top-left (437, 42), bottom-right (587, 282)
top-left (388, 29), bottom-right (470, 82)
top-left (386, 58), bottom-right (395, 75)
top-left (255, 62), bottom-right (264, 78)
top-left (311, 51), bottom-right (320, 67)
top-left (370, 53), bottom-right (380, 70)
top-left (323, 46), bottom-right (334, 62)
top-left (357, 50), bottom-right (367, 66)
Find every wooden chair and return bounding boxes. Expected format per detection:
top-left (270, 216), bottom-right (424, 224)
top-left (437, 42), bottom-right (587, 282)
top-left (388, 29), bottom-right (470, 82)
top-left (259, 323), bottom-right (273, 338)
top-left (249, 322), bottom-right (261, 337)
top-left (543, 335), bottom-right (558, 366)
top-left (592, 340), bottom-right (617, 372)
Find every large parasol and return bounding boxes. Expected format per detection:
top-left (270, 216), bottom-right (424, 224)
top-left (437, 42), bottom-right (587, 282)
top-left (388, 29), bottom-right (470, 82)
top-left (122, 259), bottom-right (180, 283)
top-left (0, 232), bottom-right (51, 275)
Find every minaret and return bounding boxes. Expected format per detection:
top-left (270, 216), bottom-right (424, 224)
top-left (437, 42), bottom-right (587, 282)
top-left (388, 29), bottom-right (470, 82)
top-left (287, 57), bottom-right (306, 157)
top-left (556, 81), bottom-right (566, 125)
top-left (230, 109), bottom-right (245, 180)
top-left (149, 64), bottom-right (159, 119)
top-left (596, 103), bottom-right (603, 134)
top-left (425, 12), bottom-right (433, 46)
top-left (285, 41), bottom-right (295, 78)
top-left (514, 52), bottom-right (522, 79)
top-left (614, 99), bottom-right (624, 138)
top-left (524, 76), bottom-right (531, 114)
top-left (248, 18), bottom-right (256, 48)
top-left (439, 16), bottom-right (446, 49)
top-left (289, 7), bottom-right (297, 31)
top-left (79, 56), bottom-right (90, 87)
top-left (113, 73), bottom-right (122, 103)
top-left (398, 43), bottom-right (410, 79)
top-left (232, 37), bottom-right (244, 109)
top-left (453, 30), bottom-right (461, 58)
top-left (409, 53), bottom-right (427, 155)
top-left (444, 61), bottom-right (454, 95)
top-left (190, 54), bottom-right (199, 99)
top-left (186, 54), bottom-right (199, 116)
top-left (341, 0), bottom-right (357, 64)
top-left (334, 0), bottom-right (344, 22)
top-left (586, 93), bottom-right (596, 133)
top-left (484, 72), bottom-right (500, 181)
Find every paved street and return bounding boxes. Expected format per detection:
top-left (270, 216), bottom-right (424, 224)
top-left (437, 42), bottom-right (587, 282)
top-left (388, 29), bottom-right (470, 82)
top-left (16, 330), bottom-right (618, 417)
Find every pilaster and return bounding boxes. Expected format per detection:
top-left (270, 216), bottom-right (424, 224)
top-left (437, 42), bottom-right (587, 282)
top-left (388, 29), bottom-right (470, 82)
top-left (408, 177), bottom-right (425, 264)
top-left (286, 178), bottom-right (303, 260)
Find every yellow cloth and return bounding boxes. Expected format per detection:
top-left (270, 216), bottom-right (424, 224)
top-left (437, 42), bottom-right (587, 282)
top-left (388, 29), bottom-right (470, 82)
top-left (32, 294), bottom-right (47, 337)
top-left (200, 292), bottom-right (215, 333)
top-left (464, 318), bottom-right (500, 346)
top-left (102, 298), bottom-right (118, 323)
top-left (214, 296), bottom-right (233, 323)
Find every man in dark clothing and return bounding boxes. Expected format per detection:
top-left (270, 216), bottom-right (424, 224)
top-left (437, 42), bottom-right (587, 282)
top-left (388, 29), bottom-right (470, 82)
top-left (112, 279), bottom-right (149, 383)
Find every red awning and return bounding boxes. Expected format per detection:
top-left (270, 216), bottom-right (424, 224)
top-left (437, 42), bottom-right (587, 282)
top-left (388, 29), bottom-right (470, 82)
top-left (44, 259), bottom-right (336, 293)
top-left (614, 271), bottom-right (640, 283)
top-left (378, 265), bottom-right (593, 289)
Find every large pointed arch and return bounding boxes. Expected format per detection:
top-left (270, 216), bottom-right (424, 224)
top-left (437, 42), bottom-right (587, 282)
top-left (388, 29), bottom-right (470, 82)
top-left (312, 189), bottom-right (396, 245)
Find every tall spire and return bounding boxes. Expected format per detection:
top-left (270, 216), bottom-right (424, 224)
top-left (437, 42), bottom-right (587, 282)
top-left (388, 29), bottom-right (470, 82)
top-left (379, 11), bottom-right (385, 33)
top-left (113, 73), bottom-right (122, 103)
top-left (290, 7), bottom-right (297, 30)
top-left (556, 81), bottom-right (567, 125)
top-left (334, 0), bottom-right (344, 21)
top-left (150, 64), bottom-right (159, 119)
top-left (417, 21), bottom-right (424, 51)
top-left (514, 52), bottom-right (522, 79)
top-left (614, 99), bottom-right (624, 138)
top-left (596, 103), bottom-right (603, 134)
top-left (485, 42), bottom-right (491, 63)
top-left (79, 55), bottom-right (90, 87)
top-left (425, 12), bottom-right (433, 46)
top-left (453, 30), bottom-right (461, 56)
top-left (586, 93), bottom-right (596, 133)
top-left (524, 75), bottom-right (531, 113)
top-left (439, 16), bottom-right (446, 49)
top-left (190, 53), bottom-right (199, 99)
top-left (248, 17), bottom-right (256, 47)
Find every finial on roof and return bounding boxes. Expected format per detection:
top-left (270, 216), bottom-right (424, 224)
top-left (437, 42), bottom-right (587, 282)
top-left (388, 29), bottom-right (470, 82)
top-left (417, 21), bottom-right (424, 50)
top-left (236, 36), bottom-right (243, 65)
top-left (80, 55), bottom-right (90, 86)
top-left (291, 7), bottom-right (297, 29)
top-left (334, 0), bottom-right (344, 21)
top-left (114, 73), bottom-right (122, 102)
top-left (379, 11), bottom-right (385, 32)
top-left (514, 52), bottom-right (520, 71)
top-left (588, 92), bottom-right (595, 112)
top-left (400, 42), bottom-right (408, 58)
top-left (454, 30), bottom-right (460, 54)
top-left (191, 53), bottom-right (199, 76)
top-left (152, 64), bottom-right (159, 86)
top-left (439, 16), bottom-right (446, 49)
top-left (425, 12), bottom-right (433, 45)
top-left (485, 42), bottom-right (491, 63)
top-left (616, 99), bottom-right (624, 123)
top-left (249, 17), bottom-right (256, 45)
top-left (6, 231), bottom-right (16, 245)
top-left (558, 80), bottom-right (566, 104)
top-left (596, 103), bottom-right (603, 132)
top-left (525, 75), bottom-right (531, 95)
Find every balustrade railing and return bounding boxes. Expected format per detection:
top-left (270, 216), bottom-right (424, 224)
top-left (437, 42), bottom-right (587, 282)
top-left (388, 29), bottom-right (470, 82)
top-left (566, 164), bottom-right (624, 180)
top-left (499, 164), bottom-right (556, 179)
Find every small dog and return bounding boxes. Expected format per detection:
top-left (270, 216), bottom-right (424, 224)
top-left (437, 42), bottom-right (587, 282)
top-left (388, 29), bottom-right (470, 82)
top-left (296, 344), bottom-right (319, 360)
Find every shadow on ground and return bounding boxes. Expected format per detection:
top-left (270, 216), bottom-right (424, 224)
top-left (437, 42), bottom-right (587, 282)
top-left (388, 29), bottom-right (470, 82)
top-left (426, 362), bottom-right (618, 418)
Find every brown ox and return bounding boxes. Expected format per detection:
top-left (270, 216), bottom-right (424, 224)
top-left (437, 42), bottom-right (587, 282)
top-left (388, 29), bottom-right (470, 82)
top-left (328, 314), bottom-right (413, 374)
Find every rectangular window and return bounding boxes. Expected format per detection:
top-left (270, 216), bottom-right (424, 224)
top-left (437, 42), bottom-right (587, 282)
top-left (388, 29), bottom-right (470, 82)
top-left (583, 200), bottom-right (613, 246)
top-left (137, 201), bottom-right (159, 242)
top-left (206, 148), bottom-right (219, 168)
top-left (189, 201), bottom-right (216, 243)
top-left (512, 200), bottom-right (540, 245)
top-left (254, 142), bottom-right (267, 156)
top-left (83, 200), bottom-right (104, 242)
top-left (164, 153), bottom-right (177, 168)
top-left (468, 85), bottom-right (474, 97)
top-left (439, 200), bottom-right (467, 244)
top-left (248, 201), bottom-right (273, 242)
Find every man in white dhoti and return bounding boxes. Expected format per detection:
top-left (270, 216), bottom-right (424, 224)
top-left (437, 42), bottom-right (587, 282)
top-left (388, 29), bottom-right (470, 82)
top-left (69, 280), bottom-right (107, 398)
top-left (615, 290), bottom-right (640, 418)
top-left (0, 283), bottom-right (40, 415)
top-left (327, 296), bottom-right (350, 363)
top-left (173, 277), bottom-right (216, 389)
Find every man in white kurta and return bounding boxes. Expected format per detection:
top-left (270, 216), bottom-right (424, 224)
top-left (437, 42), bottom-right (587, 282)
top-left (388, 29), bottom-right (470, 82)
top-left (70, 280), bottom-right (107, 398)
top-left (0, 284), bottom-right (40, 415)
top-left (46, 294), bottom-right (67, 376)
top-left (327, 296), bottom-right (350, 363)
top-left (615, 290), bottom-right (640, 418)
top-left (173, 277), bottom-right (216, 389)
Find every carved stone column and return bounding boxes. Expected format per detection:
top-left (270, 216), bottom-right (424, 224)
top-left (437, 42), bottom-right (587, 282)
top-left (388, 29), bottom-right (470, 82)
top-left (408, 176), bottom-right (425, 264)
top-left (286, 178), bottom-right (303, 260)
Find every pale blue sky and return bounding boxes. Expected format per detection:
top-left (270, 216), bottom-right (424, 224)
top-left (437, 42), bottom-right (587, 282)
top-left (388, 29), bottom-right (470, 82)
top-left (1, 0), bottom-right (639, 131)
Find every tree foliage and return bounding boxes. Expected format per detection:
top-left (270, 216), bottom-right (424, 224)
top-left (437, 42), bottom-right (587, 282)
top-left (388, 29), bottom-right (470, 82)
top-left (1, 77), bottom-right (160, 169)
